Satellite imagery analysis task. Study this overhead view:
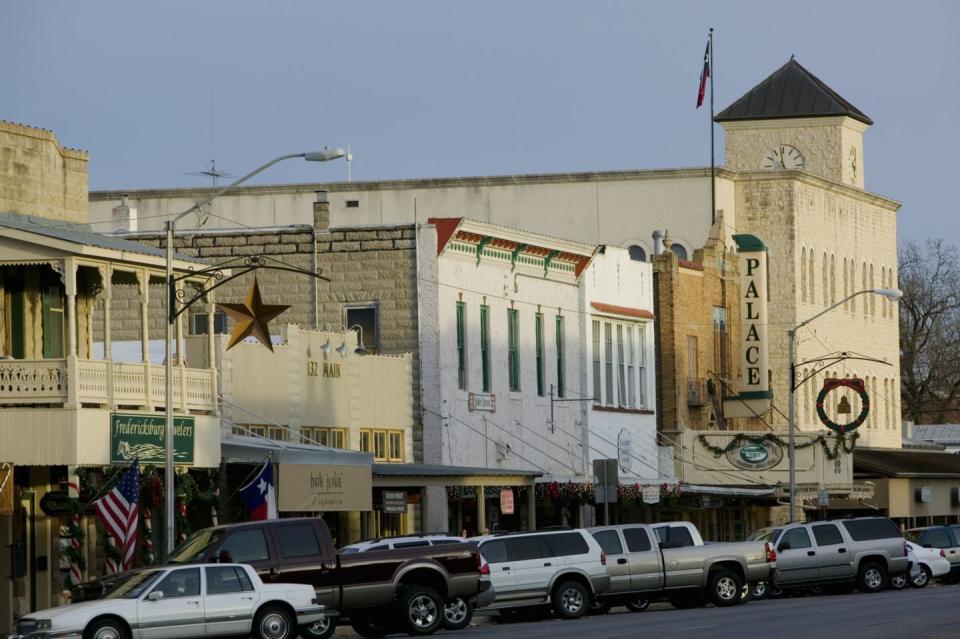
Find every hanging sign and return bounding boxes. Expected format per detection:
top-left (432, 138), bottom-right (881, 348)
top-left (816, 378), bottom-right (870, 434)
top-left (500, 488), bottom-right (515, 515)
top-left (110, 413), bottom-right (195, 465)
top-left (642, 486), bottom-right (660, 505)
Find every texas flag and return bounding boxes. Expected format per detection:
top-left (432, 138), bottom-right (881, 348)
top-left (696, 39), bottom-right (711, 108)
top-left (240, 459), bottom-right (278, 520)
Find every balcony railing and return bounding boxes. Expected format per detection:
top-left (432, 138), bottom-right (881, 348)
top-left (0, 358), bottom-right (215, 412)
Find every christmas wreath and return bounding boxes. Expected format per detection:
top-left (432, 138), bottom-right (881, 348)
top-left (816, 378), bottom-right (870, 434)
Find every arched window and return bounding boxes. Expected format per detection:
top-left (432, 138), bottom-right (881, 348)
top-left (843, 257), bottom-right (849, 309)
top-left (850, 261), bottom-right (857, 313)
top-left (628, 245), bottom-right (647, 262)
top-left (830, 255), bottom-right (836, 304)
top-left (801, 248), bottom-right (807, 302)
top-left (869, 264), bottom-right (875, 316)
top-left (671, 244), bottom-right (688, 260)
top-left (871, 377), bottom-right (878, 428)
top-left (822, 253), bottom-right (829, 306)
top-left (809, 250), bottom-right (815, 305)
top-left (881, 267), bottom-right (888, 318)
top-left (862, 262), bottom-right (868, 317)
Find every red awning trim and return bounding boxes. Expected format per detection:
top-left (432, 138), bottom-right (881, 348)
top-left (590, 301), bottom-right (655, 320)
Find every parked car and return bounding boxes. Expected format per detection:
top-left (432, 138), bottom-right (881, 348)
top-left (72, 518), bottom-right (486, 639)
top-left (339, 533), bottom-right (492, 631)
top-left (896, 541), bottom-right (952, 588)
top-left (746, 517), bottom-right (909, 595)
top-left (588, 522), bottom-right (776, 610)
top-left (471, 529), bottom-right (610, 620)
top-left (14, 563), bottom-right (322, 639)
top-left (904, 525), bottom-right (960, 582)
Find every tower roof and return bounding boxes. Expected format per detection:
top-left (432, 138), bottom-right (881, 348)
top-left (715, 58), bottom-right (872, 125)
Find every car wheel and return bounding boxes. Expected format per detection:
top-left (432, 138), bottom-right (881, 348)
top-left (708, 569), bottom-right (743, 607)
top-left (551, 581), bottom-right (589, 620)
top-left (889, 572), bottom-right (908, 590)
top-left (751, 581), bottom-right (769, 600)
top-left (299, 617), bottom-right (336, 639)
top-left (84, 618), bottom-right (129, 639)
top-left (441, 597), bottom-right (474, 630)
top-left (254, 606), bottom-right (295, 639)
top-left (911, 566), bottom-right (931, 589)
top-left (738, 583), bottom-right (753, 604)
top-left (398, 586), bottom-right (444, 635)
top-left (350, 616), bottom-right (390, 639)
top-left (587, 597), bottom-right (611, 616)
top-left (858, 562), bottom-right (887, 593)
top-left (625, 598), bottom-right (649, 612)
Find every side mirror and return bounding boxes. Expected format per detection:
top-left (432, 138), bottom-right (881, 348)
top-left (147, 591), bottom-right (164, 602)
top-left (778, 542), bottom-right (791, 552)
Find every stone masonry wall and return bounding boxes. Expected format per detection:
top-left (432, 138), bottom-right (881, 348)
top-left (0, 120), bottom-right (89, 222)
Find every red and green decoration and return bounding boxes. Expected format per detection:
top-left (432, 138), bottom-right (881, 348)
top-left (816, 378), bottom-right (869, 434)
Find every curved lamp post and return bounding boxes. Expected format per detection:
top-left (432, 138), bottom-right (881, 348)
top-left (786, 287), bottom-right (903, 521)
top-left (164, 149), bottom-right (345, 554)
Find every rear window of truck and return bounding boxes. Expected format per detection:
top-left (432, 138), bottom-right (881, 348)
top-left (840, 519), bottom-right (901, 541)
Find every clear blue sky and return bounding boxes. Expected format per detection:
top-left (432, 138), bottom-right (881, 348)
top-left (3, 1), bottom-right (957, 245)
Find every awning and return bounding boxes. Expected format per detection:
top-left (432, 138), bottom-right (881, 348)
top-left (220, 435), bottom-right (373, 466)
top-left (680, 484), bottom-right (776, 497)
top-left (854, 447), bottom-right (960, 479)
top-left (372, 463), bottom-right (541, 488)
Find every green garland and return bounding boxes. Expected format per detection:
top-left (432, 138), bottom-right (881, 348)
top-left (697, 431), bottom-right (859, 462)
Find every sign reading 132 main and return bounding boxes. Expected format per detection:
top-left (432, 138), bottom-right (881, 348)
top-left (110, 413), bottom-right (195, 465)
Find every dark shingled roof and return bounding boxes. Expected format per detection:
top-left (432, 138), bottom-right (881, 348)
top-left (854, 448), bottom-right (960, 478)
top-left (715, 59), bottom-right (873, 125)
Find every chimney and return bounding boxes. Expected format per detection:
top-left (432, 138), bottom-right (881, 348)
top-left (652, 229), bottom-right (664, 256)
top-left (313, 189), bottom-right (330, 231)
top-left (112, 194), bottom-right (138, 233)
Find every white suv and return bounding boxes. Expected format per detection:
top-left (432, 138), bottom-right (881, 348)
top-left (472, 529), bottom-right (610, 620)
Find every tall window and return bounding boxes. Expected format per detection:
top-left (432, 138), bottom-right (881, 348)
top-left (843, 257), bottom-right (849, 309)
top-left (41, 286), bottom-right (64, 359)
top-left (862, 262), bottom-right (868, 317)
top-left (687, 335), bottom-right (698, 379)
top-left (556, 316), bottom-right (565, 398)
top-left (507, 308), bottom-right (520, 391)
top-left (801, 247), bottom-right (807, 302)
top-left (712, 306), bottom-right (728, 379)
top-left (869, 264), bottom-right (875, 316)
top-left (535, 313), bottom-right (544, 396)
top-left (822, 253), bottom-right (829, 306)
top-left (637, 324), bottom-right (647, 407)
top-left (830, 255), bottom-right (836, 304)
top-left (616, 325), bottom-right (626, 406)
top-left (626, 326), bottom-right (636, 408)
top-left (456, 301), bottom-right (467, 390)
top-left (809, 249), bottom-right (815, 304)
top-left (592, 320), bottom-right (601, 401)
top-left (604, 323), bottom-right (614, 405)
top-left (480, 305), bottom-right (490, 392)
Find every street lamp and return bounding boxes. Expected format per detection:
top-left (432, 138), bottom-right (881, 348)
top-left (786, 287), bottom-right (903, 521)
top-left (163, 149), bottom-right (345, 555)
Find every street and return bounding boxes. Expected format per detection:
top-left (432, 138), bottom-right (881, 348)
top-left (337, 584), bottom-right (960, 639)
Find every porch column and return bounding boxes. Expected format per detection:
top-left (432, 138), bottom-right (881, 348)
top-left (526, 484), bottom-right (536, 531)
top-left (206, 291), bottom-right (219, 416)
top-left (65, 258), bottom-right (79, 407)
top-left (102, 266), bottom-right (114, 408)
top-left (175, 281), bottom-right (186, 411)
top-left (476, 485), bottom-right (487, 534)
top-left (138, 270), bottom-right (152, 409)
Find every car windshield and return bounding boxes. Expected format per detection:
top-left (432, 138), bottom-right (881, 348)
top-left (164, 528), bottom-right (224, 563)
top-left (104, 571), bottom-right (162, 599)
top-left (746, 528), bottom-right (781, 543)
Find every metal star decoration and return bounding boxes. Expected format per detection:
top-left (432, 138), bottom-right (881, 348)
top-left (217, 276), bottom-right (290, 351)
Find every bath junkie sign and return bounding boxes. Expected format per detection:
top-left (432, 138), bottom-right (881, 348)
top-left (723, 235), bottom-right (773, 418)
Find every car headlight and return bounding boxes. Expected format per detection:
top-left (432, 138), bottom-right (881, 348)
top-left (36, 620), bottom-right (52, 630)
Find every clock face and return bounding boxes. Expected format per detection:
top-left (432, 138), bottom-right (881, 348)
top-left (762, 145), bottom-right (805, 170)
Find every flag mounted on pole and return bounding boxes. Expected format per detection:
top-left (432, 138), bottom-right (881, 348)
top-left (697, 38), bottom-right (711, 108)
top-left (240, 459), bottom-right (277, 521)
top-left (93, 458), bottom-right (140, 571)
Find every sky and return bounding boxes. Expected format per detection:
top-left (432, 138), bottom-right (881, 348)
top-left (2, 1), bottom-right (957, 246)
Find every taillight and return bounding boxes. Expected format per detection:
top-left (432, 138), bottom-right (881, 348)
top-left (904, 542), bottom-right (910, 557)
top-left (476, 553), bottom-right (490, 575)
top-left (940, 549), bottom-right (947, 559)
top-left (601, 552), bottom-right (607, 566)
top-left (765, 542), bottom-right (777, 563)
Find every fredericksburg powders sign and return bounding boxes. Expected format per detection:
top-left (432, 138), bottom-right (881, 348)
top-left (723, 234), bottom-right (773, 418)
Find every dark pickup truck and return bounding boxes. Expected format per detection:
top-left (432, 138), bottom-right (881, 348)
top-left (72, 518), bottom-right (486, 638)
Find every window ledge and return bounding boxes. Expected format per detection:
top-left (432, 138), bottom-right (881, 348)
top-left (592, 405), bottom-right (654, 415)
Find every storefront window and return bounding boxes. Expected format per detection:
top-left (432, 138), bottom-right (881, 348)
top-left (388, 432), bottom-right (403, 462)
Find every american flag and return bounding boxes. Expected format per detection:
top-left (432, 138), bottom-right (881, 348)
top-left (94, 459), bottom-right (140, 571)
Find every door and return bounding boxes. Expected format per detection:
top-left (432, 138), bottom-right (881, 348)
top-left (478, 539), bottom-right (516, 599)
top-left (269, 522), bottom-right (337, 608)
top-left (774, 527), bottom-right (819, 585)
top-left (138, 567), bottom-right (205, 639)
top-left (214, 527), bottom-right (274, 581)
top-left (592, 530), bottom-right (630, 594)
top-left (204, 566), bottom-right (258, 637)
top-left (621, 527), bottom-right (663, 592)
top-left (810, 523), bottom-right (853, 580)
top-left (505, 536), bottom-right (551, 599)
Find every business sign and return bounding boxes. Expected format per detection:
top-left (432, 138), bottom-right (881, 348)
top-left (818, 489), bottom-right (830, 508)
top-left (617, 429), bottom-right (634, 474)
top-left (468, 393), bottom-right (496, 413)
top-left (725, 439), bottom-right (784, 471)
top-left (382, 490), bottom-right (407, 514)
top-left (110, 413), bottom-right (195, 465)
top-left (500, 488), bottom-right (515, 515)
top-left (724, 235), bottom-right (773, 418)
top-left (277, 464), bottom-right (372, 512)
top-left (641, 486), bottom-right (660, 505)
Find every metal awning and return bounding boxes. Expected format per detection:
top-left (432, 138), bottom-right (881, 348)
top-left (681, 484), bottom-right (776, 497)
top-left (372, 463), bottom-right (541, 488)
top-left (221, 435), bottom-right (373, 466)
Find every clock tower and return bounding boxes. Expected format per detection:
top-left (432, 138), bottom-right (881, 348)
top-left (716, 59), bottom-right (872, 188)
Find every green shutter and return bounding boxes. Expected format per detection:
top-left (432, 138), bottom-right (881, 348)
top-left (480, 305), bottom-right (490, 392)
top-left (508, 309), bottom-right (520, 391)
top-left (556, 316), bottom-right (565, 398)
top-left (456, 302), bottom-right (466, 390)
top-left (535, 313), bottom-right (544, 396)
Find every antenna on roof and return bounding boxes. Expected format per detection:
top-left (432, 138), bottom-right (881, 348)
top-left (183, 90), bottom-right (235, 189)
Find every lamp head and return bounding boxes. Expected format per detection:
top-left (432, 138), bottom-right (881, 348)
top-left (873, 288), bottom-right (903, 301)
top-left (335, 342), bottom-right (347, 357)
top-left (304, 148), bottom-right (347, 162)
top-left (320, 339), bottom-right (332, 355)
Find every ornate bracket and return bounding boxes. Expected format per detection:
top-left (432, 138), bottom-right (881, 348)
top-left (792, 350), bottom-right (891, 391)
top-left (543, 250), bottom-right (560, 277)
top-left (169, 254), bottom-right (330, 322)
top-left (510, 244), bottom-right (528, 272)
top-left (475, 237), bottom-right (492, 266)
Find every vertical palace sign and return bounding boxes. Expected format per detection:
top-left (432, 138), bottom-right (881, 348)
top-left (723, 234), bottom-right (773, 418)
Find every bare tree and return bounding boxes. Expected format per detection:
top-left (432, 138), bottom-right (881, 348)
top-left (899, 240), bottom-right (960, 423)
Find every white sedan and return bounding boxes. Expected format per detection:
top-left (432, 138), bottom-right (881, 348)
top-left (907, 541), bottom-right (952, 588)
top-left (9, 564), bottom-right (323, 639)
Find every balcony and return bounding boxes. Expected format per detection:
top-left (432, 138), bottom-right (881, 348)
top-left (0, 358), bottom-right (216, 412)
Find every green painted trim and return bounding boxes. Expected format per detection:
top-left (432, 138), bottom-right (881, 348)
top-left (510, 243), bottom-right (529, 271)
top-left (476, 237), bottom-right (492, 265)
top-left (732, 234), bottom-right (768, 252)
top-left (543, 249), bottom-right (560, 276)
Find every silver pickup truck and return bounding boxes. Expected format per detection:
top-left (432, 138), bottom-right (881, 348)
top-left (747, 517), bottom-right (909, 596)
top-left (588, 522), bottom-right (776, 608)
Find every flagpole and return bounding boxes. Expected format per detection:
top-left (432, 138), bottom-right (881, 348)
top-left (709, 27), bottom-right (716, 226)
